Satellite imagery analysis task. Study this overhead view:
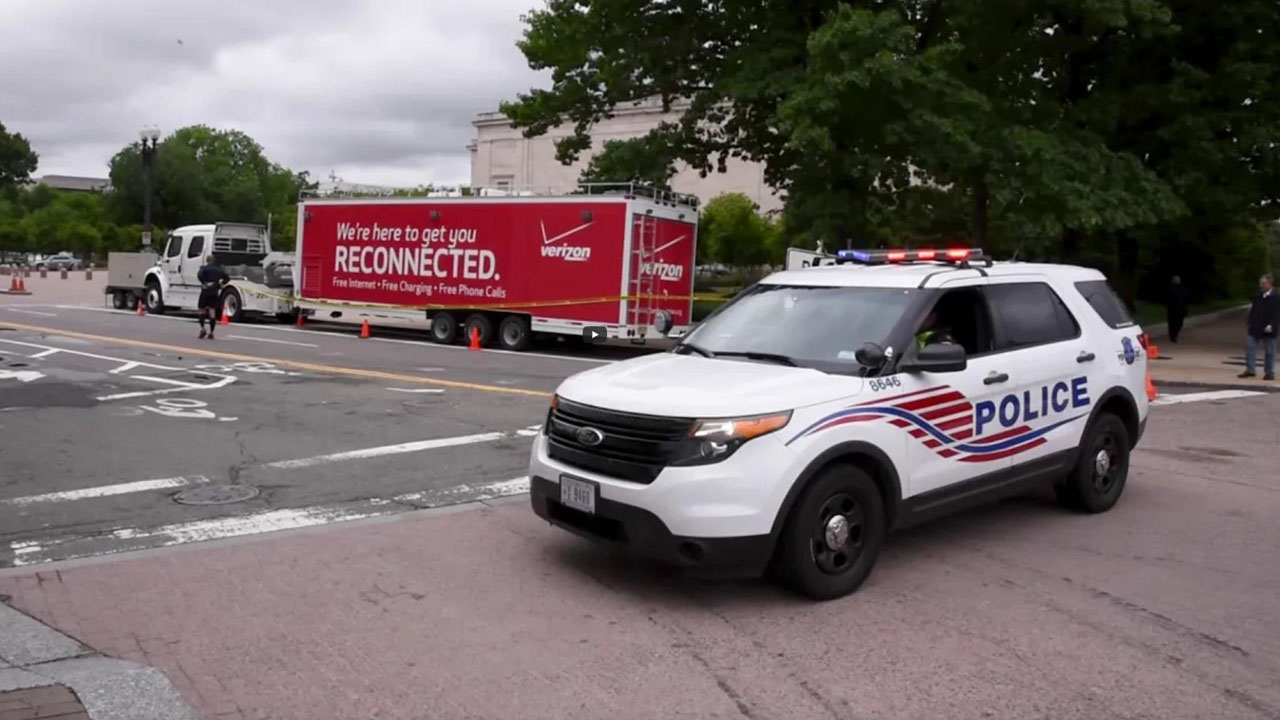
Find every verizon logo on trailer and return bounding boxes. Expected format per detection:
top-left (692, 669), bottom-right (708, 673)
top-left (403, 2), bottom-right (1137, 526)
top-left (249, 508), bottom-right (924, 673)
top-left (294, 189), bottom-right (699, 345)
top-left (540, 220), bottom-right (593, 262)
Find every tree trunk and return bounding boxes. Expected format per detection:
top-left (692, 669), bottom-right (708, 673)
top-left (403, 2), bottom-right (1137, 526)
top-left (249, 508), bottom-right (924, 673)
top-left (1116, 231), bottom-right (1139, 312)
top-left (1062, 228), bottom-right (1082, 262)
top-left (971, 178), bottom-right (988, 250)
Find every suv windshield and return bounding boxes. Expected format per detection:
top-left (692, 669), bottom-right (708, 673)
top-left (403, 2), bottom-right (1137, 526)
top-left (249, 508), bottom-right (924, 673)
top-left (677, 284), bottom-right (917, 371)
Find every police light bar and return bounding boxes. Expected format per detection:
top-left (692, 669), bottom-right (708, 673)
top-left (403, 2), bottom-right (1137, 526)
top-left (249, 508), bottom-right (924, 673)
top-left (834, 247), bottom-right (990, 266)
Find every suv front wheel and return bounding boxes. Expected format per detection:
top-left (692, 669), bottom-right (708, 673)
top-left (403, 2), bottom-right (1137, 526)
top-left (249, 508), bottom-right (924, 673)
top-left (774, 463), bottom-right (886, 601)
top-left (1056, 413), bottom-right (1131, 513)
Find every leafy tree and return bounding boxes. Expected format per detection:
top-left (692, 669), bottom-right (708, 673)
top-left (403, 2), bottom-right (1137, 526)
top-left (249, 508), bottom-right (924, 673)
top-left (106, 125), bottom-right (311, 249)
top-left (501, 0), bottom-right (1280, 304)
top-left (0, 121), bottom-right (38, 191)
top-left (700, 192), bottom-right (774, 267)
top-left (578, 125), bottom-right (680, 191)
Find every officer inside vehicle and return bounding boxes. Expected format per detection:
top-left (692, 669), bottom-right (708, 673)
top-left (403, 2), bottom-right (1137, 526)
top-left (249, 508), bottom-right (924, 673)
top-left (915, 309), bottom-right (957, 349)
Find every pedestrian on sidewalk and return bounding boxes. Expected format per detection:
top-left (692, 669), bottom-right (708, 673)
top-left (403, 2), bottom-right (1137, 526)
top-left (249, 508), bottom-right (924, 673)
top-left (1167, 275), bottom-right (1188, 343)
top-left (1239, 273), bottom-right (1280, 381)
top-left (197, 254), bottom-right (229, 340)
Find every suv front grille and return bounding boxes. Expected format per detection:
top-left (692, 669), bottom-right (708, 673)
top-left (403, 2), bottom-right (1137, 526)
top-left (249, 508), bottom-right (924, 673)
top-left (546, 398), bottom-right (695, 483)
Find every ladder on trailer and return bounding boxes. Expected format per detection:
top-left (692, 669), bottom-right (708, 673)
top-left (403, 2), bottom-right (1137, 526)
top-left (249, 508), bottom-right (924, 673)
top-left (628, 214), bottom-right (659, 337)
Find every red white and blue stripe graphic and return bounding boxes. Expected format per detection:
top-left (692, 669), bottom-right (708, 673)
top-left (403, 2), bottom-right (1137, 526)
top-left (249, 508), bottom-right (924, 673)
top-left (785, 385), bottom-right (1084, 463)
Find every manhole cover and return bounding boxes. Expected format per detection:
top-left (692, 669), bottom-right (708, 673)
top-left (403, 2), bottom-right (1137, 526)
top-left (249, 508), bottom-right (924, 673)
top-left (174, 484), bottom-right (260, 505)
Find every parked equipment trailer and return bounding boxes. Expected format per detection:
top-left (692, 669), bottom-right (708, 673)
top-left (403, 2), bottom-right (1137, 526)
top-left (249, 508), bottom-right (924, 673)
top-left (294, 185), bottom-right (700, 350)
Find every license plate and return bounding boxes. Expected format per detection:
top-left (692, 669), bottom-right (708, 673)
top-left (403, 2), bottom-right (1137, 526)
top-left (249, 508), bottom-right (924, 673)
top-left (559, 475), bottom-right (597, 514)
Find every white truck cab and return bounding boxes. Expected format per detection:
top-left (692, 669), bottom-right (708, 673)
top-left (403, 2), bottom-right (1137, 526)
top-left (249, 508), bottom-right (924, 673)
top-left (529, 248), bottom-right (1150, 600)
top-left (142, 223), bottom-right (296, 322)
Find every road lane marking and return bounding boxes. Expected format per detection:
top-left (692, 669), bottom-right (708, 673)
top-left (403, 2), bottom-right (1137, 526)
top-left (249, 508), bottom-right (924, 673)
top-left (7, 499), bottom-right (400, 567)
top-left (108, 361), bottom-right (141, 374)
top-left (1, 476), bottom-right (206, 506)
top-left (49, 305), bottom-right (615, 364)
top-left (0, 320), bottom-right (552, 398)
top-left (1150, 389), bottom-right (1267, 406)
top-left (394, 476), bottom-right (530, 506)
top-left (29, 349), bottom-right (61, 358)
top-left (227, 334), bottom-right (319, 348)
top-left (6, 308), bottom-right (57, 317)
top-left (387, 387), bottom-right (445, 394)
top-left (265, 430), bottom-right (507, 469)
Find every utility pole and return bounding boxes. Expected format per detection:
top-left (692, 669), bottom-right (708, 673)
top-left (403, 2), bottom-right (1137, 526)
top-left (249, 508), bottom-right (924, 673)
top-left (139, 125), bottom-right (160, 250)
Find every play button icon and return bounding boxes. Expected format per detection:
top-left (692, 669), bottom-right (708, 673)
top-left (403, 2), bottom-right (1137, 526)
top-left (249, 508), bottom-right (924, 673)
top-left (583, 326), bottom-right (606, 344)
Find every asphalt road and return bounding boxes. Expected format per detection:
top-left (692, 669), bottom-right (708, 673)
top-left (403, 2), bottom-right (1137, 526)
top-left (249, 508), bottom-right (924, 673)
top-left (2, 289), bottom-right (1279, 719)
top-left (0, 302), bottom-right (654, 567)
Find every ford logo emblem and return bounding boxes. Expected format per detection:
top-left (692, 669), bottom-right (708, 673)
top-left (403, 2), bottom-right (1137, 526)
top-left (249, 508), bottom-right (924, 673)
top-left (576, 426), bottom-right (605, 446)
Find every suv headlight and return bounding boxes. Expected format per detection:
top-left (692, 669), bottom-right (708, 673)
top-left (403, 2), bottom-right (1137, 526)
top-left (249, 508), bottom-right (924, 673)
top-left (672, 411), bottom-right (792, 466)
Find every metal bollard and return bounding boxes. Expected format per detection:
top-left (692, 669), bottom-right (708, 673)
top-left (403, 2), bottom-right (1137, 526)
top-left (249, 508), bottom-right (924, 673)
top-left (85, 267), bottom-right (92, 280)
top-left (60, 268), bottom-right (67, 279)
top-left (40, 268), bottom-right (47, 278)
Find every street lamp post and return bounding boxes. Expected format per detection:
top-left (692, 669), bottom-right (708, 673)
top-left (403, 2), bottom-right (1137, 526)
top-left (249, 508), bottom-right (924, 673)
top-left (139, 125), bottom-right (160, 250)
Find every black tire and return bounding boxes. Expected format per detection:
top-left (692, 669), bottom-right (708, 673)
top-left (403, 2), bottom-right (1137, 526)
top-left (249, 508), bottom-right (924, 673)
top-left (430, 312), bottom-right (459, 344)
top-left (276, 310), bottom-right (298, 324)
top-left (112, 291), bottom-right (128, 310)
top-left (497, 315), bottom-right (532, 351)
top-left (1056, 413), bottom-right (1131, 513)
top-left (220, 288), bottom-right (243, 323)
top-left (463, 313), bottom-right (495, 347)
top-left (774, 463), bottom-right (886, 601)
top-left (144, 281), bottom-right (165, 314)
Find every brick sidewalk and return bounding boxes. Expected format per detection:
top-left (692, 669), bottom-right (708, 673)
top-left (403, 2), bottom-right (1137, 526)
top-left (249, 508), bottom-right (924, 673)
top-left (0, 685), bottom-right (88, 719)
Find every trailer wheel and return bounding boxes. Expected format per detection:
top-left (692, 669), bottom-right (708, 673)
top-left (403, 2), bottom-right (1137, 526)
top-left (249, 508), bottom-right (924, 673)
top-left (430, 312), bottom-right (459, 344)
top-left (498, 315), bottom-right (532, 351)
top-left (221, 288), bottom-right (244, 323)
top-left (463, 313), bottom-right (495, 347)
top-left (112, 291), bottom-right (128, 310)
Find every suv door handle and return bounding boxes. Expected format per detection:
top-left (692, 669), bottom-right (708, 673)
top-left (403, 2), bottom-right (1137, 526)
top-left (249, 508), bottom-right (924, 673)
top-left (983, 372), bottom-right (1009, 385)
top-left (1077, 351), bottom-right (1096, 363)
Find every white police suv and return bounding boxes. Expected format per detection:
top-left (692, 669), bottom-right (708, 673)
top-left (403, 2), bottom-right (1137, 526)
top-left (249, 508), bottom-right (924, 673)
top-left (529, 248), bottom-right (1149, 600)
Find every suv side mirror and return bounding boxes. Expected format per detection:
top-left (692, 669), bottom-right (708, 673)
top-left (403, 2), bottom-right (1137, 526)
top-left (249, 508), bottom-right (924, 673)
top-left (854, 342), bottom-right (886, 369)
top-left (899, 342), bottom-right (967, 373)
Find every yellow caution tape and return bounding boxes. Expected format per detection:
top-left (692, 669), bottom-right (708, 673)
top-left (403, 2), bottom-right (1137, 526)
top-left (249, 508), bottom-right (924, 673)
top-left (232, 282), bottom-right (732, 313)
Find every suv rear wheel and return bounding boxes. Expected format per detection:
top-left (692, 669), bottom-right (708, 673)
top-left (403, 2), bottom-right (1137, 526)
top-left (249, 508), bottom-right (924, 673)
top-left (1056, 413), bottom-right (1130, 513)
top-left (775, 463), bottom-right (885, 600)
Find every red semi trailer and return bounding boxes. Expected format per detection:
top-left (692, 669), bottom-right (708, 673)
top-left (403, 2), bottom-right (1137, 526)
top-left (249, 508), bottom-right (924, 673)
top-left (293, 186), bottom-right (699, 350)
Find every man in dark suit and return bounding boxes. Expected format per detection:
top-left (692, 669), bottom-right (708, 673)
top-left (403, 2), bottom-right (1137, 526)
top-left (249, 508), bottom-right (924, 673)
top-left (1239, 273), bottom-right (1280, 380)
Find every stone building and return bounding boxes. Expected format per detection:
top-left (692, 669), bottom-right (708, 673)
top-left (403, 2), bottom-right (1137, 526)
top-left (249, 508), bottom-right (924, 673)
top-left (469, 97), bottom-right (782, 213)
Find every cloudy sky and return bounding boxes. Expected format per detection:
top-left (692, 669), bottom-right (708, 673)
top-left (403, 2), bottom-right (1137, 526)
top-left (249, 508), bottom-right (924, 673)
top-left (0, 0), bottom-right (548, 187)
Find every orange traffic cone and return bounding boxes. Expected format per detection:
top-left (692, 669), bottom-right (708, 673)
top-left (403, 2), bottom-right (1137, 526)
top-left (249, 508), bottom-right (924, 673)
top-left (469, 325), bottom-right (481, 351)
top-left (220, 309), bottom-right (230, 325)
top-left (295, 312), bottom-right (305, 327)
top-left (1145, 372), bottom-right (1157, 401)
top-left (360, 319), bottom-right (371, 338)
top-left (7, 275), bottom-right (17, 292)
top-left (137, 299), bottom-right (145, 315)
top-left (15, 275), bottom-right (24, 292)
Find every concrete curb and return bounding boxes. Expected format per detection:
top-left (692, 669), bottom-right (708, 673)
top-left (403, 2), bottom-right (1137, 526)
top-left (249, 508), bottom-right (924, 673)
top-left (1153, 378), bottom-right (1280, 394)
top-left (1143, 304), bottom-right (1249, 340)
top-left (0, 601), bottom-right (200, 719)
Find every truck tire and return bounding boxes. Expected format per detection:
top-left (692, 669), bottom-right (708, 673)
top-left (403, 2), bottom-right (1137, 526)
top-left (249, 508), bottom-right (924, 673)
top-left (498, 315), bottom-right (532, 351)
top-left (276, 310), bottom-right (298, 324)
top-left (463, 313), bottom-right (494, 347)
top-left (144, 280), bottom-right (165, 314)
top-left (112, 291), bottom-right (128, 310)
top-left (1055, 413), bottom-right (1130, 513)
top-left (430, 312), bottom-right (459, 344)
top-left (221, 288), bottom-right (243, 323)
top-left (774, 463), bottom-right (886, 601)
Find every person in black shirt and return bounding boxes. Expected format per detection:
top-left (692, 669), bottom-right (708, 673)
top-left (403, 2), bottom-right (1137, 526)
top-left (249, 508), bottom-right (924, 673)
top-left (1167, 275), bottom-right (1188, 343)
top-left (196, 254), bottom-right (229, 340)
top-left (1239, 273), bottom-right (1280, 380)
